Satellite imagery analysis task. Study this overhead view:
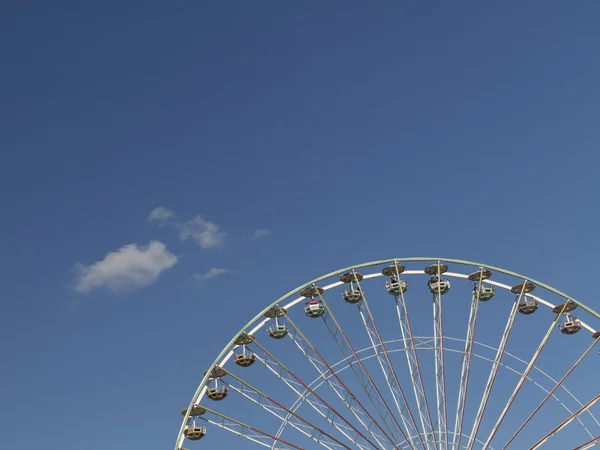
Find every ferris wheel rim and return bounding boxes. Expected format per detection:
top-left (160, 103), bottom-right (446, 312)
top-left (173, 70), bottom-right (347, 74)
top-left (176, 257), bottom-right (600, 450)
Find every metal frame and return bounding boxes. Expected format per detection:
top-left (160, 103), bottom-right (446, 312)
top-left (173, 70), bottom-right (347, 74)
top-left (197, 406), bottom-right (303, 449)
top-left (431, 261), bottom-right (449, 450)
top-left (464, 286), bottom-right (521, 450)
top-left (317, 284), bottom-right (411, 448)
top-left (223, 373), bottom-right (350, 450)
top-left (270, 336), bottom-right (598, 445)
top-left (175, 257), bottom-right (600, 450)
top-left (480, 302), bottom-right (569, 449)
top-left (191, 336), bottom-right (598, 450)
top-left (392, 263), bottom-right (437, 450)
top-left (247, 338), bottom-right (379, 450)
top-left (353, 270), bottom-right (424, 449)
top-left (574, 435), bottom-right (600, 450)
top-left (529, 394), bottom-right (600, 449)
top-left (266, 314), bottom-right (393, 449)
top-left (452, 269), bottom-right (483, 450)
top-left (501, 336), bottom-right (600, 448)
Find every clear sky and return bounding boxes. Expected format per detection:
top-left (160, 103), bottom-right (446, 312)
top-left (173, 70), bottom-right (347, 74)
top-left (2, 1), bottom-right (600, 449)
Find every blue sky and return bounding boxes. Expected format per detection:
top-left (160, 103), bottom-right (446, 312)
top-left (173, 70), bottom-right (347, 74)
top-left (2, 1), bottom-right (600, 449)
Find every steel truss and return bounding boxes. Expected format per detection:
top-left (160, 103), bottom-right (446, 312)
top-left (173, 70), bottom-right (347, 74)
top-left (223, 373), bottom-right (351, 450)
top-left (452, 269), bottom-right (484, 450)
top-left (481, 302), bottom-right (569, 449)
top-left (274, 334), bottom-right (599, 450)
top-left (432, 262), bottom-right (449, 450)
top-left (316, 286), bottom-right (413, 448)
top-left (282, 313), bottom-right (398, 449)
top-left (200, 333), bottom-right (598, 450)
top-left (197, 406), bottom-right (303, 449)
top-left (392, 265), bottom-right (437, 450)
top-left (502, 337), bottom-right (600, 448)
top-left (529, 394), bottom-right (600, 449)
top-left (465, 281), bottom-right (524, 450)
top-left (573, 435), bottom-right (600, 450)
top-left (353, 270), bottom-right (426, 450)
top-left (246, 334), bottom-right (380, 450)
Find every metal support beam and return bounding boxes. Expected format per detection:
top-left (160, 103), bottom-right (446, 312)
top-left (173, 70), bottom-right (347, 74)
top-left (573, 435), bottom-right (600, 450)
top-left (432, 261), bottom-right (449, 450)
top-left (317, 286), bottom-right (412, 448)
top-left (283, 311), bottom-right (397, 449)
top-left (452, 269), bottom-right (483, 450)
top-left (225, 375), bottom-right (350, 450)
top-left (482, 302), bottom-right (568, 449)
top-left (196, 406), bottom-right (304, 449)
top-left (392, 263), bottom-right (437, 450)
top-left (353, 270), bottom-right (425, 449)
top-left (502, 337), bottom-right (600, 448)
top-left (248, 336), bottom-right (380, 450)
top-left (529, 394), bottom-right (600, 450)
top-left (466, 282), bottom-right (523, 450)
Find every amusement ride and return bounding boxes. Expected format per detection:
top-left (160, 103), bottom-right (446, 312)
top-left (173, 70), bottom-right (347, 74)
top-left (175, 258), bottom-right (600, 450)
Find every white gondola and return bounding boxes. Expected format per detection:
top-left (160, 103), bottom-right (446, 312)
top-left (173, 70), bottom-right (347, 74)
top-left (428, 279), bottom-right (450, 295)
top-left (304, 300), bottom-right (325, 318)
top-left (518, 296), bottom-right (538, 315)
top-left (185, 425), bottom-right (207, 441)
top-left (386, 279), bottom-right (408, 296)
top-left (559, 314), bottom-right (581, 335)
top-left (342, 288), bottom-right (362, 304)
top-left (267, 323), bottom-right (289, 339)
top-left (234, 350), bottom-right (256, 367)
top-left (474, 284), bottom-right (495, 301)
top-left (206, 382), bottom-right (228, 401)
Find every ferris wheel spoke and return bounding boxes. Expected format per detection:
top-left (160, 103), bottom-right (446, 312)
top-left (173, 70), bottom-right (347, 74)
top-left (318, 285), bottom-right (415, 449)
top-left (430, 262), bottom-right (450, 450)
top-left (573, 434), bottom-right (600, 450)
top-left (352, 270), bottom-right (427, 450)
top-left (397, 431), bottom-right (494, 450)
top-left (245, 334), bottom-right (381, 450)
top-left (254, 354), bottom-right (376, 450)
top-left (281, 335), bottom-right (585, 450)
top-left (283, 309), bottom-right (397, 450)
top-left (482, 301), bottom-right (570, 449)
top-left (465, 281), bottom-right (524, 450)
top-left (501, 336), bottom-right (600, 449)
top-left (390, 263), bottom-right (437, 450)
top-left (528, 394), bottom-right (600, 450)
top-left (222, 370), bottom-right (353, 450)
top-left (452, 269), bottom-right (485, 450)
top-left (195, 405), bottom-right (304, 449)
top-left (260, 332), bottom-right (596, 450)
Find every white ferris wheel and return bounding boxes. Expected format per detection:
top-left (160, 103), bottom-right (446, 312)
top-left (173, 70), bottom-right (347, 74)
top-left (175, 258), bottom-right (600, 450)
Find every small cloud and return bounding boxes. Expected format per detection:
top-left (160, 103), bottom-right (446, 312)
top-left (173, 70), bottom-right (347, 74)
top-left (148, 208), bottom-right (227, 248)
top-left (148, 206), bottom-right (175, 226)
top-left (250, 228), bottom-right (271, 239)
top-left (179, 216), bottom-right (226, 248)
top-left (194, 268), bottom-right (231, 281)
top-left (73, 241), bottom-right (178, 293)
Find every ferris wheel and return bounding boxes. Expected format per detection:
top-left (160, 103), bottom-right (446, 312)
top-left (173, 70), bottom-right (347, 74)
top-left (175, 258), bottom-right (600, 450)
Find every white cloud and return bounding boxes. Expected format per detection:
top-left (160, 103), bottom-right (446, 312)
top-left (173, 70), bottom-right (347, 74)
top-left (147, 206), bottom-right (175, 226)
top-left (194, 268), bottom-right (231, 281)
top-left (179, 216), bottom-right (226, 248)
top-left (73, 241), bottom-right (178, 293)
top-left (147, 207), bottom-right (227, 248)
top-left (250, 228), bottom-right (271, 239)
